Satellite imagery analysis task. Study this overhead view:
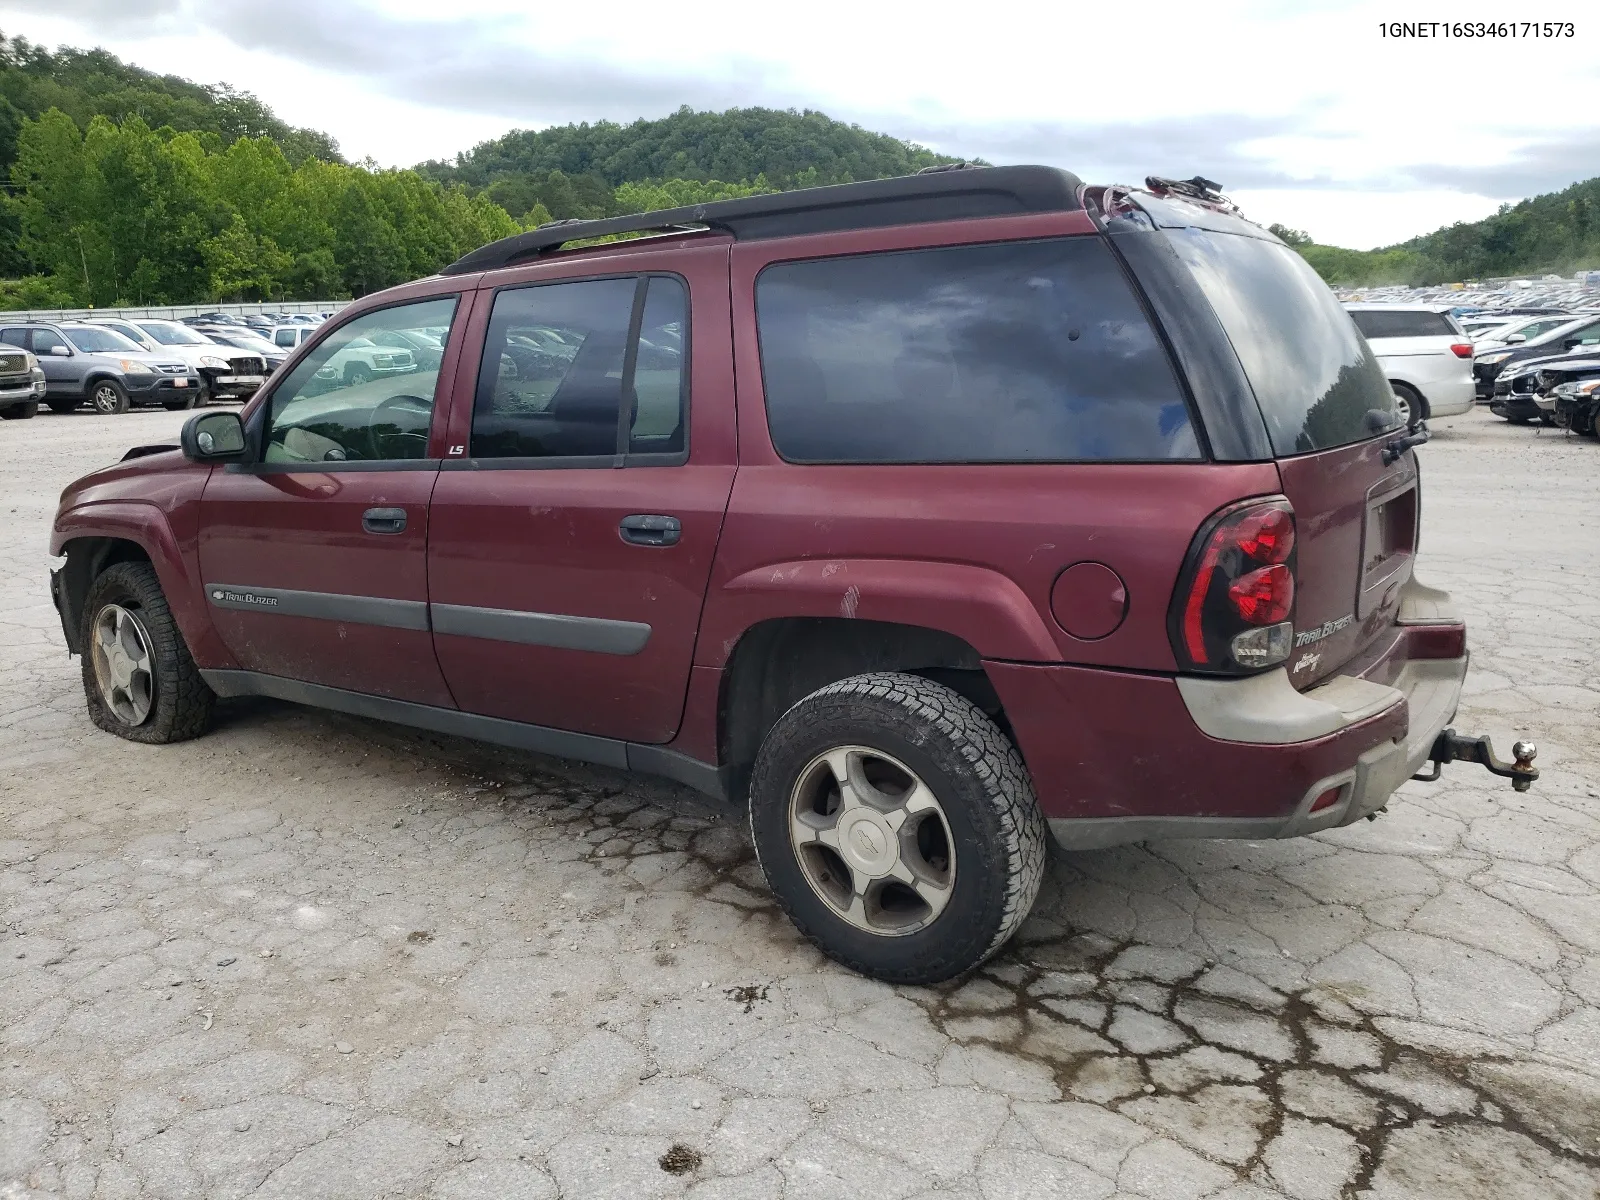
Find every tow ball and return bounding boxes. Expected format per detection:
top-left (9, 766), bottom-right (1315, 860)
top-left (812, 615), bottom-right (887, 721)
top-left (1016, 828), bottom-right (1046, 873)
top-left (1413, 729), bottom-right (1539, 792)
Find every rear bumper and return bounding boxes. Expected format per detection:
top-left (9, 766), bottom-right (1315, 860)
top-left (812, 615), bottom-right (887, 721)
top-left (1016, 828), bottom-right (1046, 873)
top-left (1422, 376), bottom-right (1475, 417)
top-left (991, 580), bottom-right (1468, 850)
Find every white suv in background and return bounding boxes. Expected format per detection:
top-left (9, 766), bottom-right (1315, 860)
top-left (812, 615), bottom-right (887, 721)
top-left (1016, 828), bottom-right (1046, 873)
top-left (1345, 303), bottom-right (1476, 422)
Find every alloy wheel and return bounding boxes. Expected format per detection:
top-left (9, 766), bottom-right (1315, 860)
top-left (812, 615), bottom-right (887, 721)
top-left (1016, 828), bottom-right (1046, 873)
top-left (90, 604), bottom-right (156, 726)
top-left (93, 385), bottom-right (122, 414)
top-left (787, 746), bottom-right (956, 935)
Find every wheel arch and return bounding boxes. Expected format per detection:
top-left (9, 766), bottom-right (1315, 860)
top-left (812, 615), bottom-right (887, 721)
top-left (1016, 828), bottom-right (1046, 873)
top-left (52, 505), bottom-right (233, 668)
top-left (714, 616), bottom-right (1015, 805)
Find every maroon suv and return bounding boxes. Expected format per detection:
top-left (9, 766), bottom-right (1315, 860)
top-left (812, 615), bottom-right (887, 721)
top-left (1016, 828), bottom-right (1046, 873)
top-left (49, 167), bottom-right (1535, 984)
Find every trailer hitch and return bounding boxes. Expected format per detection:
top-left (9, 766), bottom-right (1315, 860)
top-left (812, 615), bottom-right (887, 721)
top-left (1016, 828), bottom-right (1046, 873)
top-left (1413, 729), bottom-right (1539, 792)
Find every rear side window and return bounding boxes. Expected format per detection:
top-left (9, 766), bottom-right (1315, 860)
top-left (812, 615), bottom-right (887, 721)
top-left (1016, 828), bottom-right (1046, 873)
top-left (755, 238), bottom-right (1197, 464)
top-left (1168, 229), bottom-right (1394, 456)
top-left (1349, 310), bottom-right (1457, 339)
top-left (274, 329), bottom-right (297, 347)
top-left (471, 275), bottom-right (687, 461)
top-left (0, 329), bottom-right (26, 348)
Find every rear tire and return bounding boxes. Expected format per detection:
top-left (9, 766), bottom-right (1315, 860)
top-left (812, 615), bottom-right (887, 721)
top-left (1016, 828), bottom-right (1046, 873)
top-left (0, 401), bottom-right (37, 420)
top-left (1390, 381), bottom-right (1425, 425)
top-left (80, 561), bottom-right (214, 744)
top-left (748, 672), bottom-right (1047, 984)
top-left (90, 380), bottom-right (131, 415)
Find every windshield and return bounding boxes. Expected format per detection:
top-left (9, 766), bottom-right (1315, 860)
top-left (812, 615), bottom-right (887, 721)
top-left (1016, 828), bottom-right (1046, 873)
top-left (137, 321), bottom-right (210, 346)
top-left (212, 332), bottom-right (278, 354)
top-left (1167, 229), bottom-right (1395, 455)
top-left (63, 326), bottom-right (142, 353)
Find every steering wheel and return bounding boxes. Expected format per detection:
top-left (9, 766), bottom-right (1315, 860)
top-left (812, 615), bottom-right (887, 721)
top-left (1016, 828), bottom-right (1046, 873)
top-left (368, 394), bottom-right (433, 460)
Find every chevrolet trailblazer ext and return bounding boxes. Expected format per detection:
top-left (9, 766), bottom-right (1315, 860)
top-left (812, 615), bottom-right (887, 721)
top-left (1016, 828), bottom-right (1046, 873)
top-left (49, 167), bottom-right (1536, 983)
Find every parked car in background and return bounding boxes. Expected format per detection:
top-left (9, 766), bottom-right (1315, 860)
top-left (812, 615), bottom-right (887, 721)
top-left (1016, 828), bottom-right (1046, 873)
top-left (1469, 313), bottom-right (1585, 349)
top-left (0, 322), bottom-right (199, 414)
top-left (1474, 313), bottom-right (1600, 400)
top-left (47, 167), bottom-right (1533, 983)
top-left (309, 335), bottom-right (416, 389)
top-left (0, 345), bottom-right (47, 420)
top-left (269, 325), bottom-right (316, 352)
top-left (368, 327), bottom-right (444, 370)
top-left (82, 318), bottom-right (268, 405)
top-left (193, 327), bottom-right (290, 374)
top-left (1493, 351), bottom-right (1600, 425)
top-left (1344, 303), bottom-right (1475, 421)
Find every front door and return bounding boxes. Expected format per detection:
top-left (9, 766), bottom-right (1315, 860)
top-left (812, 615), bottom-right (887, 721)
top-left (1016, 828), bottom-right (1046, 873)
top-left (427, 245), bottom-right (736, 744)
top-left (197, 292), bottom-right (467, 706)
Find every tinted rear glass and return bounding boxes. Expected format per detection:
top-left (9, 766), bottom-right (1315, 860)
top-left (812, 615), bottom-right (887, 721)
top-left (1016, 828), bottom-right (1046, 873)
top-left (1167, 229), bottom-right (1394, 455)
top-left (755, 238), bottom-right (1197, 464)
top-left (1349, 310), bottom-right (1457, 339)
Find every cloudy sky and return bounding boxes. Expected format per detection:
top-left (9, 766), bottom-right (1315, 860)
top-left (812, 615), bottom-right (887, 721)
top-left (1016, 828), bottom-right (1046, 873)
top-left (2, 0), bottom-right (1595, 248)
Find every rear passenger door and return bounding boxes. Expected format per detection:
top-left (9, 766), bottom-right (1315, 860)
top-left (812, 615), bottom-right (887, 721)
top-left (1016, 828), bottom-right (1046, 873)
top-left (426, 242), bottom-right (736, 744)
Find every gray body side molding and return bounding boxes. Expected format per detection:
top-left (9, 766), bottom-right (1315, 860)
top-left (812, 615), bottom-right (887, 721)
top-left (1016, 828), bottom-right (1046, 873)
top-left (431, 603), bottom-right (651, 656)
top-left (200, 669), bottom-right (725, 801)
top-left (205, 584), bottom-right (429, 631)
top-left (204, 586), bottom-right (650, 655)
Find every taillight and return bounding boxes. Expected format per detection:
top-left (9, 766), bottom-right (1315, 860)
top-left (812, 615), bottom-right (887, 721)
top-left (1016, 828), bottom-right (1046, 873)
top-left (1171, 498), bottom-right (1297, 674)
top-left (1450, 343), bottom-right (1473, 358)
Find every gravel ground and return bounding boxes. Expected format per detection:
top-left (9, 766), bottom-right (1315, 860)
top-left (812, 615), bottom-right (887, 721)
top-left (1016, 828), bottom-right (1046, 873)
top-left (2, 406), bottom-right (1598, 1200)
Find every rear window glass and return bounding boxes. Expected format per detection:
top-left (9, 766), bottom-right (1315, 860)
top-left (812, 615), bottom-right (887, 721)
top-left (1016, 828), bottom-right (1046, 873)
top-left (1349, 310), bottom-right (1457, 339)
top-left (1168, 229), bottom-right (1395, 455)
top-left (755, 238), bottom-right (1198, 464)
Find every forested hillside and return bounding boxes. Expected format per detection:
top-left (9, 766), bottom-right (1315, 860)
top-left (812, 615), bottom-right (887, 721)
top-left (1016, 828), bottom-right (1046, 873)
top-left (1275, 176), bottom-right (1600, 286)
top-left (417, 106), bottom-right (966, 224)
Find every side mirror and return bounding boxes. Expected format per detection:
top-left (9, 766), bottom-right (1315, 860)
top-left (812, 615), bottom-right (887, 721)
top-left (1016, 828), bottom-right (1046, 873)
top-left (1564, 339), bottom-right (1580, 351)
top-left (1505, 333), bottom-right (1526, 344)
top-left (181, 410), bottom-right (246, 462)
top-left (48, 345), bottom-right (71, 357)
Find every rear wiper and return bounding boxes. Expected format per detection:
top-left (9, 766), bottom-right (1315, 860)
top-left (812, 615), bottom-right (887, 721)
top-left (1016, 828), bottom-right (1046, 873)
top-left (1382, 419), bottom-right (1430, 464)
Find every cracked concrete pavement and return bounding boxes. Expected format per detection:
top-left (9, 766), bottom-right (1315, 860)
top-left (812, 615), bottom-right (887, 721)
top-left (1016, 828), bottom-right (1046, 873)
top-left (2, 407), bottom-right (1598, 1199)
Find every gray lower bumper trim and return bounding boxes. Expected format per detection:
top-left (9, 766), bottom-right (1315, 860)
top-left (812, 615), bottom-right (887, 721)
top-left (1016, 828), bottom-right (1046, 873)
top-left (1052, 654), bottom-right (1468, 852)
top-left (199, 668), bottom-right (725, 801)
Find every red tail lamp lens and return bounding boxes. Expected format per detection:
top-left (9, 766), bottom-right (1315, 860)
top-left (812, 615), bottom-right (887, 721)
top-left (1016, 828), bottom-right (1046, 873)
top-left (1450, 343), bottom-right (1474, 358)
top-left (1232, 506), bottom-right (1295, 563)
top-left (1175, 499), bottom-right (1298, 670)
top-left (1310, 786), bottom-right (1343, 812)
top-left (1229, 564), bottom-right (1294, 625)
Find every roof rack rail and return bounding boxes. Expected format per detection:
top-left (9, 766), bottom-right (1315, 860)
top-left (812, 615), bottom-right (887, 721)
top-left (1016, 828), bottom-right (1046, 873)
top-left (441, 164), bottom-right (1084, 276)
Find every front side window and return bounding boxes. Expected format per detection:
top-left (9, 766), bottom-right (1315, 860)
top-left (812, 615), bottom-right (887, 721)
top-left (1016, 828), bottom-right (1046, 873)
top-left (755, 238), bottom-right (1197, 464)
top-left (31, 329), bottom-right (66, 354)
top-left (0, 329), bottom-right (27, 349)
top-left (262, 296), bottom-right (458, 464)
top-left (472, 275), bottom-right (688, 460)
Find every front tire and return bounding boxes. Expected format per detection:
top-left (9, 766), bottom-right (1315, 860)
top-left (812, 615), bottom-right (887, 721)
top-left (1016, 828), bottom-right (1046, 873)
top-left (748, 672), bottom-right (1046, 984)
top-left (162, 392), bottom-right (198, 411)
top-left (48, 400), bottom-right (78, 415)
top-left (90, 380), bottom-right (131, 415)
top-left (80, 561), bottom-right (214, 744)
top-left (0, 401), bottom-right (37, 420)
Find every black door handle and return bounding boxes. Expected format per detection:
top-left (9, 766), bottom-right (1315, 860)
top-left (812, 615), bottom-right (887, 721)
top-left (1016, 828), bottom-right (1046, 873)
top-left (619, 514), bottom-right (681, 547)
top-left (362, 507), bottom-right (407, 535)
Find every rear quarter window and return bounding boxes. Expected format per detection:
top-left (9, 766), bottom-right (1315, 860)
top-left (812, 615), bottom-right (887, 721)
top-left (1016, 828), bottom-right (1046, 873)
top-left (1167, 229), bottom-right (1395, 456)
top-left (755, 237), bottom-right (1199, 464)
top-left (1349, 310), bottom-right (1458, 339)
